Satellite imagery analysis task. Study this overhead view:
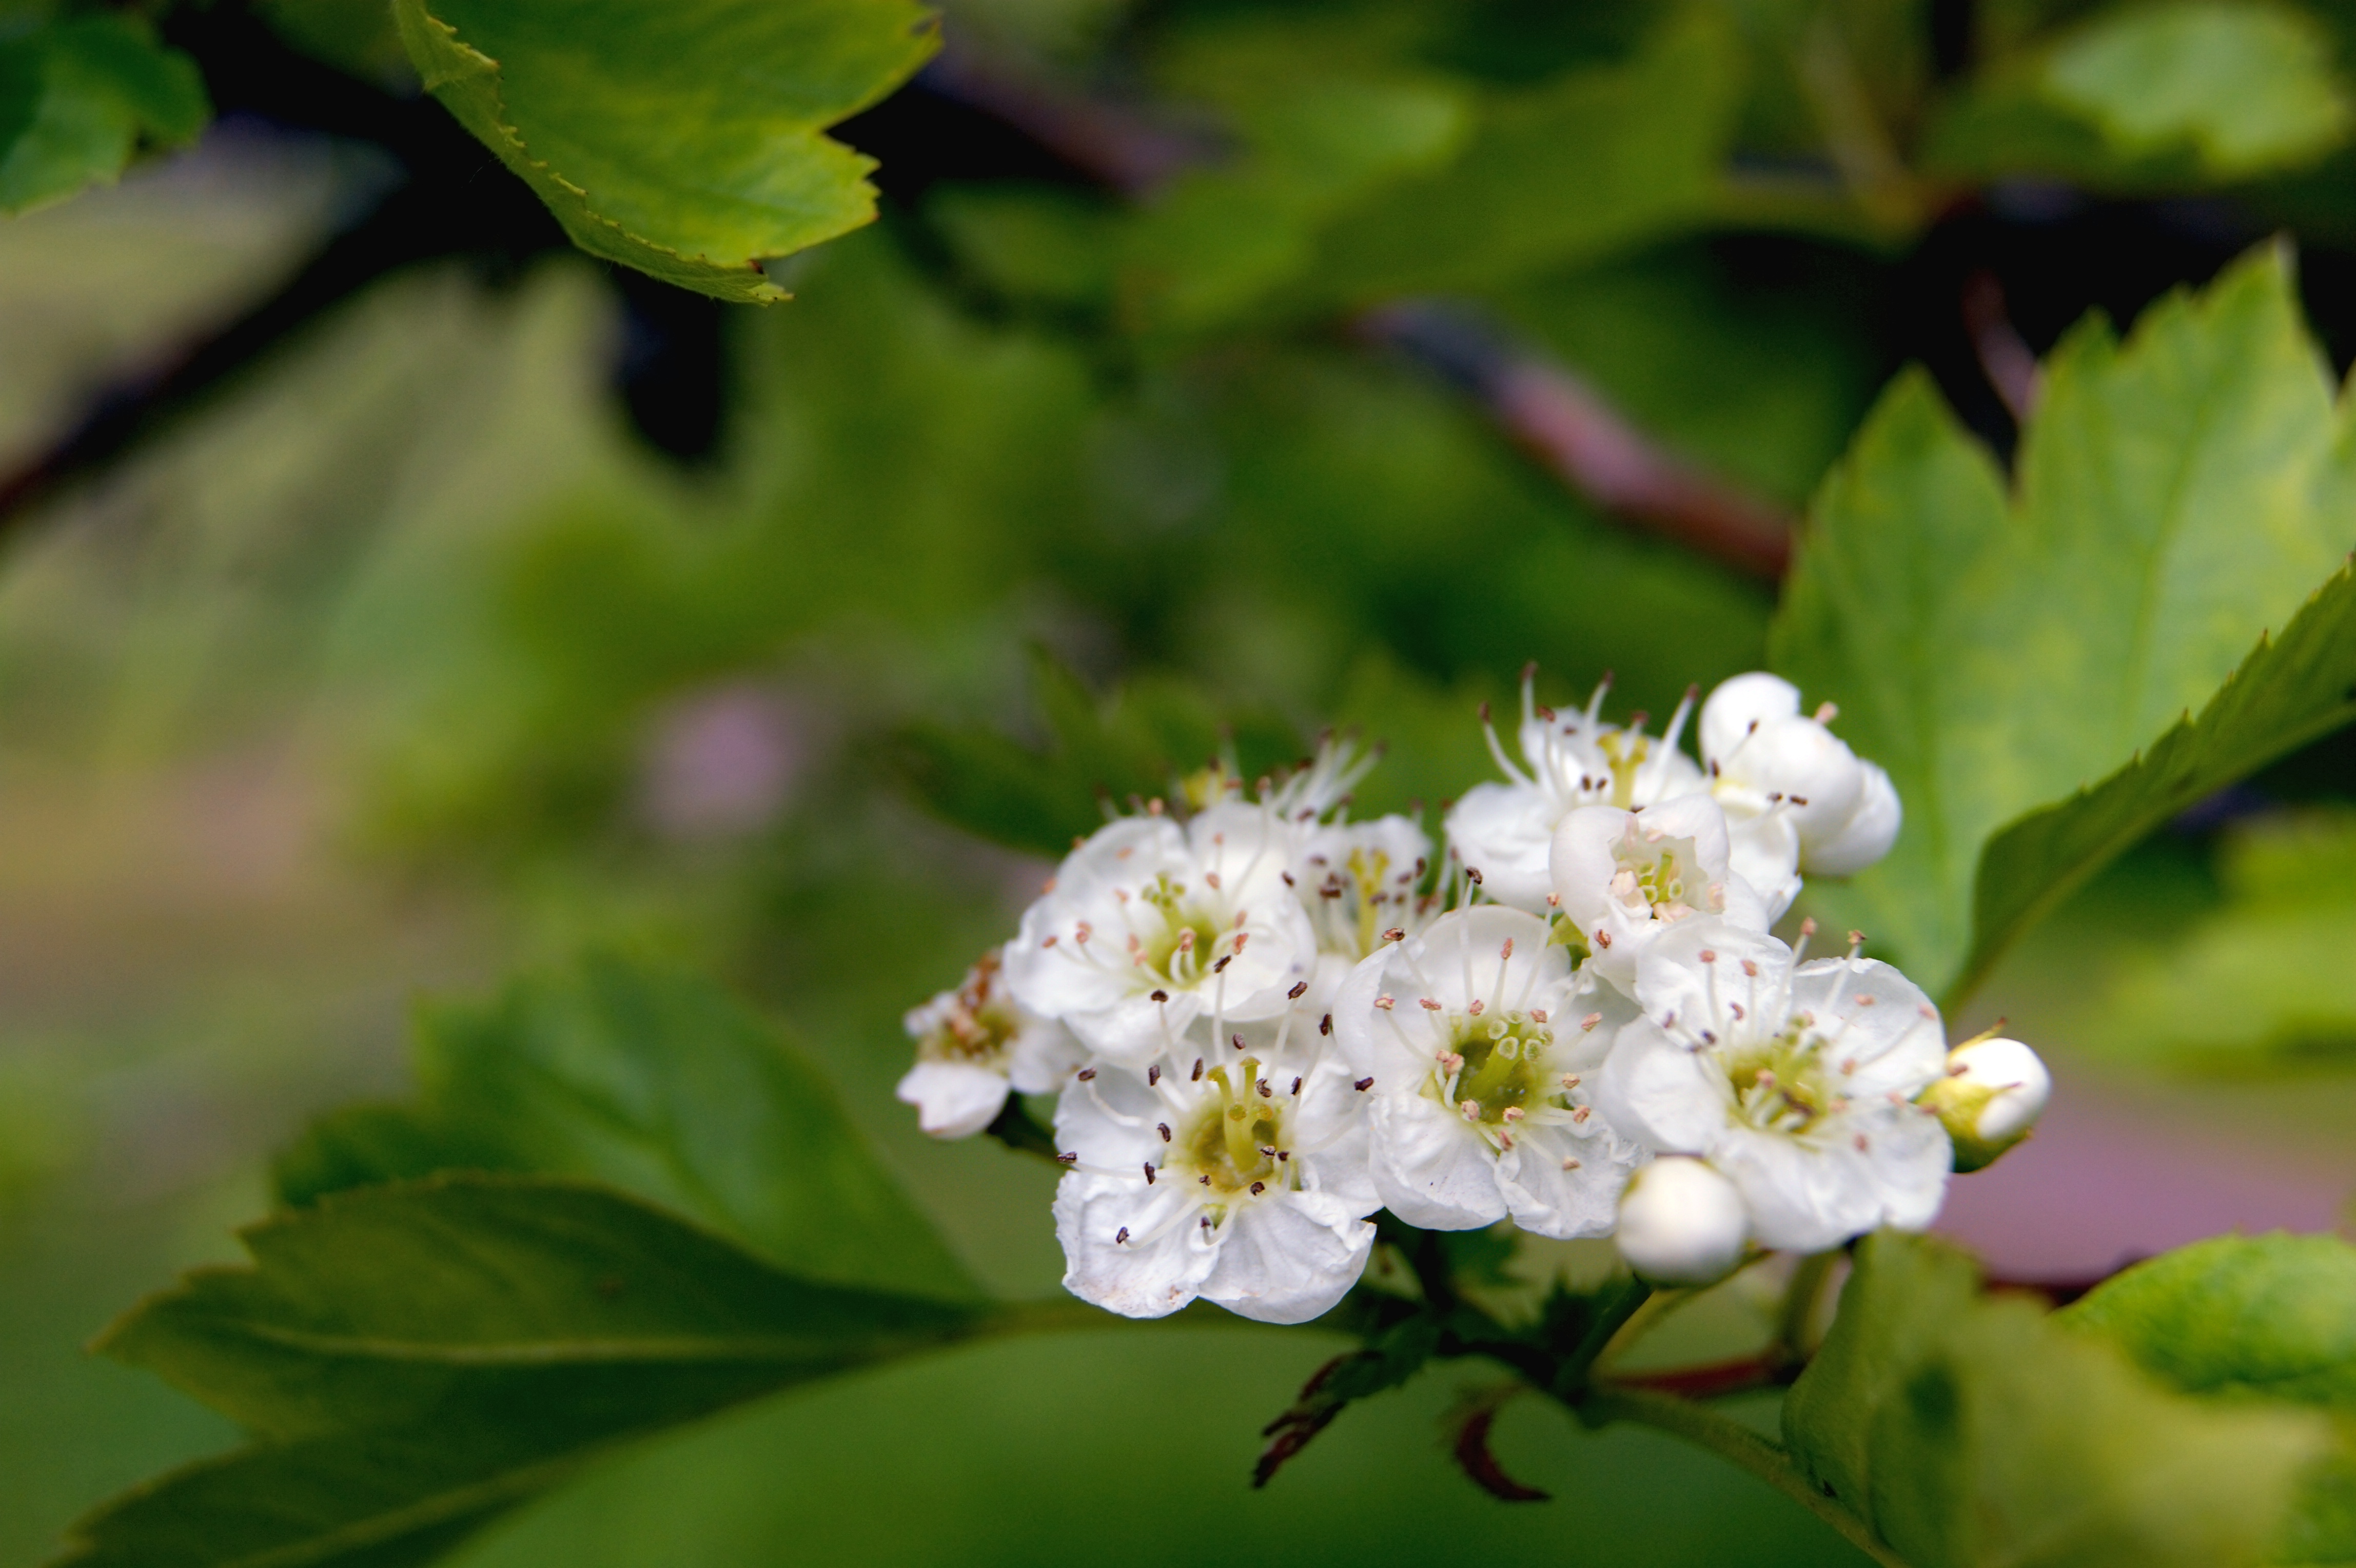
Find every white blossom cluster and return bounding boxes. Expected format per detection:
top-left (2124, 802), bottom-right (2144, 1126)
top-left (899, 671), bottom-right (2050, 1321)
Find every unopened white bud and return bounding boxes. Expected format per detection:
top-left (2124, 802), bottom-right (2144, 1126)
top-left (1698, 673), bottom-right (1800, 764)
top-left (1920, 1036), bottom-right (2050, 1172)
top-left (1614, 1156), bottom-right (1749, 1285)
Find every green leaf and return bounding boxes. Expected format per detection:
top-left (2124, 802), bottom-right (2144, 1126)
top-left (1969, 568), bottom-right (2356, 1001)
top-left (2064, 1233), bottom-right (2356, 1408)
top-left (2065, 1235), bottom-right (2356, 1565)
top-left (1773, 243), bottom-right (2356, 1000)
top-left (1928, 2), bottom-right (2351, 186)
top-left (1304, 15), bottom-right (1742, 304)
top-left (276, 956), bottom-right (980, 1303)
top-left (2080, 809), bottom-right (2356, 1066)
top-left (57, 1176), bottom-right (991, 1568)
top-left (1785, 1231), bottom-right (2328, 1568)
top-left (886, 648), bottom-right (1305, 857)
top-left (0, 14), bottom-right (208, 215)
top-left (390, 0), bottom-right (938, 302)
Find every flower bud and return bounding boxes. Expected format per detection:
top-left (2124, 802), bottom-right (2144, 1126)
top-left (1804, 760), bottom-right (1900, 876)
top-left (1614, 1156), bottom-right (1749, 1285)
top-left (1699, 673), bottom-right (1801, 765)
top-left (1920, 1036), bottom-right (2050, 1172)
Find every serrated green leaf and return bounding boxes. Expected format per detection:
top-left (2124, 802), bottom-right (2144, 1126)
top-left (1968, 567), bottom-right (2356, 1000)
top-left (0, 14), bottom-right (207, 215)
top-left (390, 0), bottom-right (938, 302)
top-left (1926, 2), bottom-right (2352, 186)
top-left (276, 956), bottom-right (979, 1303)
top-left (1785, 1231), bottom-right (2328, 1568)
top-left (56, 1177), bottom-right (990, 1568)
top-left (1773, 243), bottom-right (2356, 1000)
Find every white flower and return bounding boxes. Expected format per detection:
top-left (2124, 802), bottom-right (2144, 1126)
top-left (1331, 906), bottom-right (1641, 1239)
top-left (1614, 1156), bottom-right (1750, 1285)
top-left (1445, 669), bottom-right (1704, 913)
top-left (897, 948), bottom-right (1084, 1138)
top-left (1699, 673), bottom-right (1900, 891)
top-left (1004, 807), bottom-right (1316, 1065)
top-left (1596, 921), bottom-right (1952, 1254)
top-left (1051, 1023), bottom-right (1379, 1324)
top-left (1919, 1035), bottom-right (2051, 1172)
top-left (1549, 795), bottom-right (1772, 992)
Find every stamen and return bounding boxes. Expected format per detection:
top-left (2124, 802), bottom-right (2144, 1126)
top-left (1355, 1077), bottom-right (1374, 1091)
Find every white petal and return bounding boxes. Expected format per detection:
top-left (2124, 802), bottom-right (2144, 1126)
top-left (1724, 813), bottom-right (1802, 922)
top-left (1629, 920), bottom-right (1795, 1047)
top-left (1005, 1014), bottom-right (1087, 1094)
top-left (1444, 781), bottom-right (1557, 913)
top-left (1495, 1122), bottom-right (1639, 1239)
top-left (1068, 992), bottom-right (1202, 1066)
top-left (1054, 1173), bottom-right (1215, 1319)
top-left (1722, 716), bottom-right (1862, 842)
top-left (1711, 1124), bottom-right (1880, 1254)
top-left (1199, 1190), bottom-right (1376, 1324)
top-left (1547, 803), bottom-right (1636, 934)
top-left (1788, 956), bottom-right (1946, 1099)
top-left (1807, 760), bottom-right (1901, 875)
top-left (1367, 1093), bottom-right (1508, 1230)
top-left (1700, 672), bottom-right (1801, 766)
top-left (1862, 1102), bottom-right (1953, 1232)
top-left (1595, 1016), bottom-right (1729, 1154)
top-left (1052, 1061), bottom-right (1166, 1167)
top-left (895, 1061), bottom-right (1010, 1140)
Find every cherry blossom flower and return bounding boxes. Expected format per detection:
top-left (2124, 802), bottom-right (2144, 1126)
top-left (1596, 921), bottom-right (1952, 1254)
top-left (897, 948), bottom-right (1084, 1138)
top-left (1331, 906), bottom-right (1641, 1238)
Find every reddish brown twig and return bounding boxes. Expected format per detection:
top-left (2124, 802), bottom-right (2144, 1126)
top-left (1356, 302), bottom-right (1795, 580)
top-left (1962, 269), bottom-right (2041, 424)
top-left (1604, 1352), bottom-right (1800, 1401)
top-left (919, 44), bottom-right (1218, 196)
top-left (1447, 1390), bottom-right (1551, 1502)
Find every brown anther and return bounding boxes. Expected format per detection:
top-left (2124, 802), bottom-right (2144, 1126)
top-left (1116, 1226), bottom-right (1130, 1244)
top-left (1076, 1067), bottom-right (1096, 1081)
top-left (1191, 1058), bottom-right (1204, 1081)
top-left (1288, 980), bottom-right (1308, 999)
top-left (1420, 997), bottom-right (1443, 1011)
top-left (1157, 1122), bottom-right (1172, 1142)
top-left (1382, 927), bottom-right (1406, 942)
top-left (1354, 1077), bottom-right (1374, 1091)
top-left (1291, 1077), bottom-right (1303, 1095)
top-left (1232, 1033), bottom-right (1247, 1051)
top-left (1545, 892), bottom-right (1561, 907)
top-left (1212, 955), bottom-right (1232, 973)
top-left (1143, 1163), bottom-right (1157, 1184)
top-left (1468, 999), bottom-right (1486, 1016)
top-left (1056, 1152), bottom-right (1077, 1165)
top-left (1150, 989), bottom-right (1169, 1003)
top-left (1500, 938), bottom-right (1515, 961)
top-left (1375, 995), bottom-right (1396, 1010)
top-left (1741, 959), bottom-right (1758, 977)
top-left (1799, 917), bottom-right (1819, 937)
top-left (1581, 1012), bottom-right (1602, 1031)
top-left (1256, 1079), bottom-right (1272, 1097)
top-left (1147, 1065), bottom-right (1161, 1085)
top-left (1530, 1008), bottom-right (1549, 1024)
top-left (1250, 1181), bottom-right (1267, 1196)
top-left (1595, 930), bottom-right (1613, 948)
top-left (1042, 935), bottom-right (1059, 949)
top-left (1698, 949), bottom-right (1717, 964)
top-left (1320, 1013), bottom-right (1333, 1036)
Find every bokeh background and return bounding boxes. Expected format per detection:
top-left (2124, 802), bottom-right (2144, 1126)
top-left (10, 2), bottom-right (2356, 1563)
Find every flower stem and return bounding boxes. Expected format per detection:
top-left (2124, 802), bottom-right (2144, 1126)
top-left (1583, 1385), bottom-right (1910, 1568)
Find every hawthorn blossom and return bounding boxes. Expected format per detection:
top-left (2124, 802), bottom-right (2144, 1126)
top-left (1445, 669), bottom-right (1704, 912)
top-left (1331, 906), bottom-right (1641, 1238)
top-left (1549, 795), bottom-right (1772, 991)
top-left (1698, 673), bottom-right (1900, 896)
top-left (1004, 806), bottom-right (1316, 1064)
top-left (1051, 1019), bottom-right (1378, 1323)
top-left (1595, 920), bottom-right (1952, 1254)
top-left (897, 948), bottom-right (1084, 1138)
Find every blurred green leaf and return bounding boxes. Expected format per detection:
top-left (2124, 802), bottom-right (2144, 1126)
top-left (257, 0), bottom-right (419, 89)
top-left (1305, 14), bottom-right (1743, 305)
top-left (2065, 1233), bottom-right (2356, 1407)
top-left (1971, 569), bottom-right (2356, 1003)
top-left (889, 646), bottom-right (1304, 856)
top-left (1784, 1231), bottom-right (2328, 1568)
top-left (2081, 808), bottom-right (2356, 1065)
top-left (1774, 244), bottom-right (2356, 999)
top-left (0, 14), bottom-right (206, 215)
top-left (59, 1177), bottom-right (990, 1568)
top-left (390, 0), bottom-right (937, 301)
top-left (277, 956), bottom-right (981, 1303)
top-left (1927, 2), bottom-right (2352, 185)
